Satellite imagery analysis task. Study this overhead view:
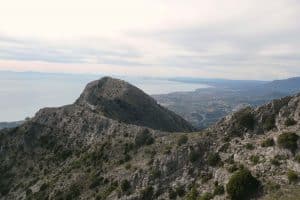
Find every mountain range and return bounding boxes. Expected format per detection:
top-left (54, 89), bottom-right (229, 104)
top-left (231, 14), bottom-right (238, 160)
top-left (1, 77), bottom-right (300, 200)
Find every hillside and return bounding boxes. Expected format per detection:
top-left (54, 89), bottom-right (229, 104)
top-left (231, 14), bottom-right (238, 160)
top-left (1, 78), bottom-right (300, 200)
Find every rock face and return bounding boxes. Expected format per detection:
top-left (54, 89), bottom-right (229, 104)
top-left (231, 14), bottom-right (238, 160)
top-left (75, 77), bottom-right (194, 132)
top-left (1, 79), bottom-right (300, 200)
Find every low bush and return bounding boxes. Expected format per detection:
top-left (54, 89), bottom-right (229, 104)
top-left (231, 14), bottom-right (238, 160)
top-left (277, 132), bottom-right (299, 153)
top-left (177, 135), bottom-right (188, 146)
top-left (185, 186), bottom-right (198, 200)
top-left (287, 170), bottom-right (298, 184)
top-left (245, 143), bottom-right (255, 150)
top-left (295, 154), bottom-right (300, 163)
top-left (65, 183), bottom-right (81, 200)
top-left (263, 115), bottom-right (276, 131)
top-left (168, 188), bottom-right (177, 199)
top-left (120, 179), bottom-right (131, 192)
top-left (198, 192), bottom-right (213, 200)
top-left (207, 153), bottom-right (221, 167)
top-left (140, 186), bottom-right (154, 200)
top-left (213, 185), bottom-right (224, 196)
top-left (150, 168), bottom-right (161, 180)
top-left (270, 158), bottom-right (280, 166)
top-left (134, 129), bottom-right (155, 148)
top-left (261, 138), bottom-right (274, 147)
top-left (250, 155), bottom-right (260, 165)
top-left (285, 118), bottom-right (297, 126)
top-left (235, 109), bottom-right (255, 130)
top-left (226, 169), bottom-right (261, 200)
top-left (175, 185), bottom-right (186, 197)
top-left (189, 150), bottom-right (200, 163)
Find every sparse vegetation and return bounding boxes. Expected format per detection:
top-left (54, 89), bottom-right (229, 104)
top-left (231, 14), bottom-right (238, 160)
top-left (226, 168), bottom-right (261, 200)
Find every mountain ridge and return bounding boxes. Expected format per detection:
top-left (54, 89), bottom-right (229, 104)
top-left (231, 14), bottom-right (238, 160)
top-left (1, 78), bottom-right (300, 200)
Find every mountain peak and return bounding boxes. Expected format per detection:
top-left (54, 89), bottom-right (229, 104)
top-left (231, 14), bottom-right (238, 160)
top-left (75, 77), bottom-right (194, 132)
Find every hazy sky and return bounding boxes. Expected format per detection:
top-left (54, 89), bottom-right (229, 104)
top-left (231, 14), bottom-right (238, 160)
top-left (1, 0), bottom-right (300, 80)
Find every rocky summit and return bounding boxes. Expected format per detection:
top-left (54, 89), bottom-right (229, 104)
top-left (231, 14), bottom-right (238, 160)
top-left (75, 77), bottom-right (194, 132)
top-left (1, 78), bottom-right (300, 200)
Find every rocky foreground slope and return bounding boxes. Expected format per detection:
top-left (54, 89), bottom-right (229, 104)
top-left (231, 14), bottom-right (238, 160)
top-left (1, 77), bottom-right (300, 200)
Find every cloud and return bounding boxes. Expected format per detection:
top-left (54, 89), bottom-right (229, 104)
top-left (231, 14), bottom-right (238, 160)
top-left (0, 0), bottom-right (300, 80)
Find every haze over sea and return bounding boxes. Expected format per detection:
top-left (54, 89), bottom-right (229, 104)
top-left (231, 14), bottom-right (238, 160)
top-left (0, 71), bottom-right (209, 121)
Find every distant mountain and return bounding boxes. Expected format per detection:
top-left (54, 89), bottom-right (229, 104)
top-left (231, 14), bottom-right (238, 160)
top-left (1, 78), bottom-right (300, 199)
top-left (0, 121), bottom-right (23, 130)
top-left (262, 77), bottom-right (300, 94)
top-left (153, 77), bottom-right (300, 129)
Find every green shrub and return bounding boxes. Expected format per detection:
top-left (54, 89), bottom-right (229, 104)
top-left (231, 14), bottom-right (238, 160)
top-left (164, 146), bottom-right (172, 154)
top-left (189, 150), bottom-right (200, 163)
top-left (213, 185), bottom-right (224, 196)
top-left (219, 142), bottom-right (230, 152)
top-left (66, 183), bottom-right (81, 200)
top-left (200, 172), bottom-right (213, 183)
top-left (140, 186), bottom-right (154, 200)
top-left (207, 153), bottom-right (221, 167)
top-left (185, 186), bottom-right (198, 200)
top-left (89, 176), bottom-right (104, 189)
top-left (39, 183), bottom-right (49, 191)
top-left (236, 109), bottom-right (255, 130)
top-left (120, 179), bottom-right (131, 192)
top-left (263, 115), bottom-right (276, 131)
top-left (150, 168), bottom-right (161, 179)
top-left (227, 164), bottom-right (239, 173)
top-left (226, 169), bottom-right (260, 200)
top-left (285, 118), bottom-right (297, 126)
top-left (261, 138), bottom-right (274, 147)
top-left (250, 155), bottom-right (260, 165)
top-left (135, 130), bottom-right (155, 148)
top-left (125, 163), bottom-right (131, 170)
top-left (295, 154), bottom-right (300, 163)
top-left (198, 192), bottom-right (213, 200)
top-left (177, 135), bottom-right (188, 146)
top-left (287, 170), bottom-right (298, 184)
top-left (175, 185), bottom-right (186, 197)
top-left (245, 143), bottom-right (255, 150)
top-left (277, 132), bottom-right (299, 153)
top-left (168, 188), bottom-right (177, 199)
top-left (270, 158), bottom-right (280, 166)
